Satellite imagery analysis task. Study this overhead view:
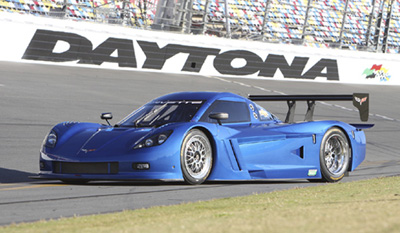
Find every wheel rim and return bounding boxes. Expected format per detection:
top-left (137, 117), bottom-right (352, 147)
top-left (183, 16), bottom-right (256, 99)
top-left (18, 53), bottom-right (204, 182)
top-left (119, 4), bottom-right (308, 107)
top-left (183, 134), bottom-right (212, 179)
top-left (323, 134), bottom-right (349, 176)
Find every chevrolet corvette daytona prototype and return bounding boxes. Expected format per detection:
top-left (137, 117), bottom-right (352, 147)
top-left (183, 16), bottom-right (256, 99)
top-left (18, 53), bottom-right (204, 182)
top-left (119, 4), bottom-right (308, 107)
top-left (35, 92), bottom-right (373, 184)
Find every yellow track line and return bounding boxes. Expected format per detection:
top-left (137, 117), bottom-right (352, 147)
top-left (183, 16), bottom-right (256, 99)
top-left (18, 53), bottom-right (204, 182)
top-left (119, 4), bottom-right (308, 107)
top-left (0, 183), bottom-right (16, 187)
top-left (0, 184), bottom-right (67, 191)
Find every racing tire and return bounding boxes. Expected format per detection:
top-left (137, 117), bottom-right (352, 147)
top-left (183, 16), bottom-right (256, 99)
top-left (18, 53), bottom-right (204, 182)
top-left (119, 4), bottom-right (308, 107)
top-left (180, 129), bottom-right (213, 185)
top-left (318, 127), bottom-right (350, 182)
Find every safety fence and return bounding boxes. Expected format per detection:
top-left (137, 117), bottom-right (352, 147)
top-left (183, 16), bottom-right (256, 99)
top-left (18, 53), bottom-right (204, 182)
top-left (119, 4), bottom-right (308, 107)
top-left (1, 0), bottom-right (400, 53)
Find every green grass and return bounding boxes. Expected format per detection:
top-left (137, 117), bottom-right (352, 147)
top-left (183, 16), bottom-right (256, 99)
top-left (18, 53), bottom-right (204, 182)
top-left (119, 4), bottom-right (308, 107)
top-left (3, 176), bottom-right (400, 233)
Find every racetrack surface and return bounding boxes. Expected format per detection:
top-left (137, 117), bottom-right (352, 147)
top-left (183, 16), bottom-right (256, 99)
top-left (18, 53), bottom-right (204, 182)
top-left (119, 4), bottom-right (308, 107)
top-left (1, 61), bottom-right (399, 225)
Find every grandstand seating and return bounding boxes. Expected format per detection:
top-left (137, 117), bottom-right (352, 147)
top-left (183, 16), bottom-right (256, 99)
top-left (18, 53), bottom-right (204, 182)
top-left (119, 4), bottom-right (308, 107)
top-left (191, 0), bottom-right (400, 52)
top-left (1, 0), bottom-right (399, 53)
top-left (0, 0), bottom-right (157, 25)
top-left (0, 0), bottom-right (63, 16)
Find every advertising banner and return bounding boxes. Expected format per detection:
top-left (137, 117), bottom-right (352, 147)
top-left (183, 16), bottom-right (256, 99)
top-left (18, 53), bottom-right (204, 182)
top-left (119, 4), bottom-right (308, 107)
top-left (1, 13), bottom-right (399, 85)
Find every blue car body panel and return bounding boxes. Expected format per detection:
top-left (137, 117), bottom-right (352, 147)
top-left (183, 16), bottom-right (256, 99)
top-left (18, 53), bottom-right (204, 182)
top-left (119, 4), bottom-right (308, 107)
top-left (36, 92), bottom-right (369, 182)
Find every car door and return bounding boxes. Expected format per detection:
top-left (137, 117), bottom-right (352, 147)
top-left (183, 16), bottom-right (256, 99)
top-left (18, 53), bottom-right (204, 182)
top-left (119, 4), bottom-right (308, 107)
top-left (199, 100), bottom-right (279, 170)
top-left (201, 99), bottom-right (313, 179)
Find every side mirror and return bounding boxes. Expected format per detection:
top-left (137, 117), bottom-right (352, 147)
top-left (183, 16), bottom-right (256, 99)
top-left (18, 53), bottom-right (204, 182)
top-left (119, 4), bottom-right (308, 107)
top-left (209, 112), bottom-right (229, 125)
top-left (101, 112), bottom-right (113, 126)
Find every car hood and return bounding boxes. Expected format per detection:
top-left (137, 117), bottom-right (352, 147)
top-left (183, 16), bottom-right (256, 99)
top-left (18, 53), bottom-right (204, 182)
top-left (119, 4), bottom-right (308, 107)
top-left (81, 127), bottom-right (151, 150)
top-left (53, 126), bottom-right (155, 158)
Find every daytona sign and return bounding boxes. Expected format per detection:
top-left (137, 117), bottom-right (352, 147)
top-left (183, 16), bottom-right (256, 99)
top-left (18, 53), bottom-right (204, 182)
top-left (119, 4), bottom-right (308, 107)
top-left (23, 29), bottom-right (339, 81)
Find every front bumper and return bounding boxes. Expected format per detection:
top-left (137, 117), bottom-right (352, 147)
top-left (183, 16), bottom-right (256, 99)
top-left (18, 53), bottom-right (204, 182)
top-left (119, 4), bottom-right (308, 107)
top-left (37, 147), bottom-right (184, 181)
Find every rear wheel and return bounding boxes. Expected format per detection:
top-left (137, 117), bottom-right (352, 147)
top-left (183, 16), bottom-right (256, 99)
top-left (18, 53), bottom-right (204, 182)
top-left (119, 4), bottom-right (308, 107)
top-left (180, 129), bottom-right (213, 185)
top-left (319, 127), bottom-right (350, 182)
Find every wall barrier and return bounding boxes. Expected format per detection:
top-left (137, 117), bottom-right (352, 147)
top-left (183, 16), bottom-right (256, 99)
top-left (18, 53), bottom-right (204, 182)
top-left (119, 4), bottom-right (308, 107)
top-left (0, 13), bottom-right (399, 85)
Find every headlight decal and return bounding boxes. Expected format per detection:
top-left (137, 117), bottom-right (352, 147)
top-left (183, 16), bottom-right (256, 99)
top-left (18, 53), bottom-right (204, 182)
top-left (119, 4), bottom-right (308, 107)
top-left (45, 130), bottom-right (58, 148)
top-left (134, 130), bottom-right (173, 149)
top-left (157, 134), bottom-right (168, 144)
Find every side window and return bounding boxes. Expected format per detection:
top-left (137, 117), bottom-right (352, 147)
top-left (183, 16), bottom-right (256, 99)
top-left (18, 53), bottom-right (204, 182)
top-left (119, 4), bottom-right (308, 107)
top-left (255, 103), bottom-right (277, 121)
top-left (200, 101), bottom-right (250, 123)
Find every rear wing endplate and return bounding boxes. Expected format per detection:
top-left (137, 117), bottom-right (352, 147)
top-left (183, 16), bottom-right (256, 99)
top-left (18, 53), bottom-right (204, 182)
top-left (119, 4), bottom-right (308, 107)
top-left (248, 93), bottom-right (369, 123)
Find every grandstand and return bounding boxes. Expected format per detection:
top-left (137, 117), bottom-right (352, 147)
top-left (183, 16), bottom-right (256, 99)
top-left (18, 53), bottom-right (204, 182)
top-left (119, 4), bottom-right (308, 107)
top-left (1, 0), bottom-right (399, 53)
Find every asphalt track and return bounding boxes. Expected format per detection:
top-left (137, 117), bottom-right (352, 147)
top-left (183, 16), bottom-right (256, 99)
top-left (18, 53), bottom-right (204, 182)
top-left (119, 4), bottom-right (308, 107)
top-left (1, 61), bottom-right (399, 225)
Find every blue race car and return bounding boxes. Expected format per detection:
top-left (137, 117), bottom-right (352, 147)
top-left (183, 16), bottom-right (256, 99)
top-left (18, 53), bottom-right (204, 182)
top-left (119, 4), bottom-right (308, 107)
top-left (35, 92), bottom-right (373, 184)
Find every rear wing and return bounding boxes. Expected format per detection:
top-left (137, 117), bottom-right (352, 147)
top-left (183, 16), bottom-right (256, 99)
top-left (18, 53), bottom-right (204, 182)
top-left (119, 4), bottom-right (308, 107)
top-left (248, 93), bottom-right (369, 123)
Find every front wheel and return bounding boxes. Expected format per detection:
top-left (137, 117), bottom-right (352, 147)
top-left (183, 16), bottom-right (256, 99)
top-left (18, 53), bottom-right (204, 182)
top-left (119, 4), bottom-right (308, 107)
top-left (319, 127), bottom-right (351, 182)
top-left (180, 129), bottom-right (213, 185)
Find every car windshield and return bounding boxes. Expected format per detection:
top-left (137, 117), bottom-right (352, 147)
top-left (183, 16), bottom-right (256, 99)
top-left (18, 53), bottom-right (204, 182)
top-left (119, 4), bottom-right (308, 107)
top-left (118, 100), bottom-right (204, 127)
